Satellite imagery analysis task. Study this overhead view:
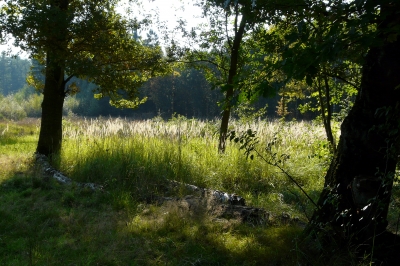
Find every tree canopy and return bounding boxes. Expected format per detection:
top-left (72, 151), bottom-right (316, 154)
top-left (1, 0), bottom-right (168, 107)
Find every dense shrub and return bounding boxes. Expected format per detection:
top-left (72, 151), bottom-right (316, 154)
top-left (63, 96), bottom-right (80, 116)
top-left (0, 92), bottom-right (82, 120)
top-left (22, 93), bottom-right (42, 117)
top-left (0, 94), bottom-right (27, 120)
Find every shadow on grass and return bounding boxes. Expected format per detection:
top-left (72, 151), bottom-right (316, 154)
top-left (121, 205), bottom-right (304, 265)
top-left (0, 157), bottom-right (308, 265)
top-left (59, 140), bottom-right (400, 265)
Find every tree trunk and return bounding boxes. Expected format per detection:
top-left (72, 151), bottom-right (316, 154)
top-left (307, 8), bottom-right (400, 250)
top-left (218, 15), bottom-right (247, 153)
top-left (317, 75), bottom-right (336, 153)
top-left (36, 0), bottom-right (68, 158)
top-left (36, 54), bottom-right (65, 157)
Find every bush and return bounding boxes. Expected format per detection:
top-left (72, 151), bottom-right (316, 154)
top-left (0, 92), bottom-right (83, 119)
top-left (23, 93), bottom-right (43, 117)
top-left (0, 94), bottom-right (27, 120)
top-left (63, 96), bottom-right (80, 116)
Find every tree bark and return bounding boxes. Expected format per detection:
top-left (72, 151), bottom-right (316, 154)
top-left (36, 0), bottom-right (68, 158)
top-left (307, 7), bottom-right (400, 248)
top-left (218, 14), bottom-right (247, 153)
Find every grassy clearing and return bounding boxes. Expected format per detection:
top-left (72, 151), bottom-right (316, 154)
top-left (2, 117), bottom-right (398, 265)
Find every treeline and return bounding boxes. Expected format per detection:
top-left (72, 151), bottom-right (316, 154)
top-left (0, 54), bottom-right (332, 121)
top-left (0, 55), bottom-right (223, 119)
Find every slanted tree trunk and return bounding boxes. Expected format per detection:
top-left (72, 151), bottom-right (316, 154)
top-left (316, 75), bottom-right (336, 153)
top-left (36, 0), bottom-right (68, 158)
top-left (307, 6), bottom-right (400, 250)
top-left (218, 14), bottom-right (247, 153)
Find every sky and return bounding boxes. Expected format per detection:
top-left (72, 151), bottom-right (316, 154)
top-left (121, 0), bottom-right (206, 44)
top-left (128, 0), bottom-right (204, 26)
top-left (0, 0), bottom-right (205, 58)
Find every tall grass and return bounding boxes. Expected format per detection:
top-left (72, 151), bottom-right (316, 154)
top-left (60, 117), bottom-right (330, 219)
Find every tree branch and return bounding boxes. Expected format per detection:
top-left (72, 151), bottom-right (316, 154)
top-left (173, 59), bottom-right (229, 72)
top-left (225, 12), bottom-right (233, 49)
top-left (324, 73), bottom-right (360, 90)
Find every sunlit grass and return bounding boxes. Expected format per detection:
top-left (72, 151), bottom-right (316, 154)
top-left (61, 117), bottom-right (329, 219)
top-left (0, 119), bottom-right (39, 183)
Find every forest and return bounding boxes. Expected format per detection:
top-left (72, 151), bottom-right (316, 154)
top-left (0, 53), bottom-right (318, 120)
top-left (0, 0), bottom-right (399, 265)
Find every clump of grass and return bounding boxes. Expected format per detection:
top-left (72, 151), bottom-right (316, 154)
top-left (61, 117), bottom-right (329, 220)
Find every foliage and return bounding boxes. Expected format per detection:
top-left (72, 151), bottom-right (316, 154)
top-left (233, 101), bottom-right (268, 125)
top-left (276, 0), bottom-right (400, 259)
top-left (1, 0), bottom-right (399, 261)
top-left (2, 58), bottom-right (289, 120)
top-left (255, 18), bottom-right (362, 149)
top-left (229, 127), bottom-right (320, 211)
top-left (179, 0), bottom-right (280, 106)
top-left (177, 0), bottom-right (290, 152)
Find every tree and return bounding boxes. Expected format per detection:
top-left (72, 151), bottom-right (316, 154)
top-left (0, 52), bottom-right (31, 95)
top-left (260, 18), bottom-right (363, 152)
top-left (174, 0), bottom-right (250, 152)
top-left (276, 0), bottom-right (400, 259)
top-left (0, 0), bottom-right (168, 157)
top-left (315, 5), bottom-right (400, 245)
top-left (177, 0), bottom-right (302, 152)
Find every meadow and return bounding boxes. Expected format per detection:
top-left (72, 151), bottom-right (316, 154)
top-left (1, 117), bottom-right (398, 265)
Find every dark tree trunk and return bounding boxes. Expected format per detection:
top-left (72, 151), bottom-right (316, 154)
top-left (307, 6), bottom-right (400, 250)
top-left (36, 54), bottom-right (65, 157)
top-left (218, 15), bottom-right (247, 153)
top-left (317, 75), bottom-right (336, 153)
top-left (36, 0), bottom-right (68, 158)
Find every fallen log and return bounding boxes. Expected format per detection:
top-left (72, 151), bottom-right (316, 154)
top-left (35, 153), bottom-right (103, 191)
top-left (167, 180), bottom-right (246, 206)
top-left (34, 156), bottom-right (305, 226)
top-left (157, 180), bottom-right (303, 226)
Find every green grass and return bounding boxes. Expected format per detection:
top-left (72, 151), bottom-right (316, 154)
top-left (2, 117), bottom-right (396, 265)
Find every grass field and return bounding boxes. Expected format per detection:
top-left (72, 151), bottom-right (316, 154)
top-left (1, 117), bottom-right (398, 265)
